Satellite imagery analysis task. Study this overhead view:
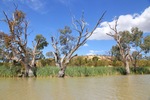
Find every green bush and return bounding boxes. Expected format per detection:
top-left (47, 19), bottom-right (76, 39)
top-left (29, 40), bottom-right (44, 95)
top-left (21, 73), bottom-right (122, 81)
top-left (138, 60), bottom-right (150, 67)
top-left (131, 67), bottom-right (150, 74)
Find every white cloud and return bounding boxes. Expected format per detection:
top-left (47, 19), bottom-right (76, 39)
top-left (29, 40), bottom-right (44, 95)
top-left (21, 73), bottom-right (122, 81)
top-left (57, 0), bottom-right (73, 5)
top-left (89, 6), bottom-right (150, 40)
top-left (86, 50), bottom-right (104, 55)
top-left (2, 0), bottom-right (46, 13)
top-left (27, 0), bottom-right (45, 11)
top-left (83, 43), bottom-right (88, 47)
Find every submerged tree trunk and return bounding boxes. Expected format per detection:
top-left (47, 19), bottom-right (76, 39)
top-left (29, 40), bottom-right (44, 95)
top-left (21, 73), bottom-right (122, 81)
top-left (24, 63), bottom-right (30, 77)
top-left (22, 63), bottom-right (37, 77)
top-left (31, 56), bottom-right (35, 67)
top-left (58, 67), bottom-right (66, 78)
top-left (21, 56), bottom-right (37, 77)
top-left (58, 64), bottom-right (66, 78)
top-left (125, 60), bottom-right (130, 75)
top-left (133, 61), bottom-right (137, 73)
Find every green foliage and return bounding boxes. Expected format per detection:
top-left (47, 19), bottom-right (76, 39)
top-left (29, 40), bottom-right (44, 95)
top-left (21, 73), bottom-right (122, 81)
top-left (138, 60), bottom-right (150, 67)
top-left (0, 65), bottom-right (150, 77)
top-left (141, 35), bottom-right (150, 53)
top-left (58, 26), bottom-right (76, 54)
top-left (36, 66), bottom-right (59, 77)
top-left (132, 51), bottom-right (142, 60)
top-left (38, 58), bottom-right (55, 67)
top-left (65, 67), bottom-right (118, 77)
top-left (35, 34), bottom-right (48, 50)
top-left (120, 31), bottom-right (132, 44)
top-left (36, 66), bottom-right (150, 77)
top-left (0, 66), bottom-right (21, 77)
top-left (59, 26), bottom-right (72, 35)
top-left (112, 60), bottom-right (123, 67)
top-left (131, 27), bottom-right (143, 47)
top-left (131, 67), bottom-right (150, 74)
top-left (36, 66), bottom-right (122, 77)
top-left (110, 27), bottom-right (149, 69)
top-left (69, 56), bottom-right (112, 67)
top-left (111, 45), bottom-right (121, 61)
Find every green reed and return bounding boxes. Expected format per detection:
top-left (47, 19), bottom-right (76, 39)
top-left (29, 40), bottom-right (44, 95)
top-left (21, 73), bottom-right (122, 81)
top-left (0, 66), bottom-right (20, 77)
top-left (0, 65), bottom-right (150, 77)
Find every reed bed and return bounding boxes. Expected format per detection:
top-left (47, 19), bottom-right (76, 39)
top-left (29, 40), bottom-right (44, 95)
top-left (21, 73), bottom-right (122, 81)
top-left (0, 66), bottom-right (20, 77)
top-left (36, 66), bottom-right (150, 77)
top-left (0, 65), bottom-right (150, 77)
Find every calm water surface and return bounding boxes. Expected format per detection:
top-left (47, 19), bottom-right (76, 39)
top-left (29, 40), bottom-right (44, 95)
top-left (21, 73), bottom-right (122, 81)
top-left (0, 75), bottom-right (150, 100)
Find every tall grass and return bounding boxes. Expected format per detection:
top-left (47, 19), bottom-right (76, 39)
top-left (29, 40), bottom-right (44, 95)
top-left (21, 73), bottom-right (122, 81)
top-left (36, 66), bottom-right (59, 77)
top-left (37, 66), bottom-right (150, 77)
top-left (0, 66), bottom-right (21, 77)
top-left (0, 65), bottom-right (150, 77)
top-left (65, 67), bottom-right (118, 77)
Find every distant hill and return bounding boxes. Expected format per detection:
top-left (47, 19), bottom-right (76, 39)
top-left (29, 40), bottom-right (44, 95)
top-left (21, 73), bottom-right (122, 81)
top-left (74, 55), bottom-right (111, 61)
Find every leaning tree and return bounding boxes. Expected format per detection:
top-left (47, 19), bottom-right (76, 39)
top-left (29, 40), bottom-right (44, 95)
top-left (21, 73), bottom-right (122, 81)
top-left (51, 12), bottom-right (105, 77)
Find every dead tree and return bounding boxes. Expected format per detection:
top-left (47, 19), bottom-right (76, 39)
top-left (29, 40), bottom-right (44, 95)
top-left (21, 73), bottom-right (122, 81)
top-left (2, 7), bottom-right (32, 77)
top-left (51, 12), bottom-right (106, 77)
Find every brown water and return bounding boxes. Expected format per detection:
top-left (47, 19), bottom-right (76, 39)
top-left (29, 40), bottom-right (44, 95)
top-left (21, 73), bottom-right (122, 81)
top-left (0, 75), bottom-right (150, 100)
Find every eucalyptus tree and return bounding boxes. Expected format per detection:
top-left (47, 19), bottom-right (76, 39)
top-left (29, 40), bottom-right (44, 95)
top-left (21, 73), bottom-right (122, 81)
top-left (51, 12), bottom-right (105, 77)
top-left (107, 19), bottom-right (150, 74)
top-left (107, 20), bottom-right (132, 74)
top-left (110, 45), bottom-right (121, 61)
top-left (129, 27), bottom-right (143, 71)
top-left (2, 8), bottom-right (32, 76)
top-left (141, 35), bottom-right (150, 54)
top-left (1, 7), bottom-right (48, 77)
top-left (31, 34), bottom-right (48, 67)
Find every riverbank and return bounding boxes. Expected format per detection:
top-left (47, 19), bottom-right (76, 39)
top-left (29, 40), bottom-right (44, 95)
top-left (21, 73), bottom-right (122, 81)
top-left (0, 66), bottom-right (150, 77)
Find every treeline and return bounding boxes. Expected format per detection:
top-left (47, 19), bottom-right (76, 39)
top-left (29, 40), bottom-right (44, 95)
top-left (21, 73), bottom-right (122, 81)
top-left (36, 56), bottom-right (150, 67)
top-left (0, 55), bottom-right (150, 77)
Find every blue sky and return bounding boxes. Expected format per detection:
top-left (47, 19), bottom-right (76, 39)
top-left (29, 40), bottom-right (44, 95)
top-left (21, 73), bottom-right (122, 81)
top-left (0, 0), bottom-right (150, 56)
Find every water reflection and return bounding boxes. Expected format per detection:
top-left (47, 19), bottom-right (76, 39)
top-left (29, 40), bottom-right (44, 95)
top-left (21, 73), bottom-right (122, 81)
top-left (0, 75), bottom-right (150, 100)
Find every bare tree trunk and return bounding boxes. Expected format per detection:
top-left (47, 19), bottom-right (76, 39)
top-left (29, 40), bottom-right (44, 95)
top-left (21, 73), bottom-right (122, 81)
top-left (57, 64), bottom-right (66, 78)
top-left (21, 57), bottom-right (33, 77)
top-left (125, 60), bottom-right (130, 75)
top-left (31, 56), bottom-right (37, 77)
top-left (133, 61), bottom-right (137, 73)
top-left (23, 63), bottom-right (29, 77)
top-left (31, 56), bottom-right (35, 67)
top-left (58, 67), bottom-right (66, 78)
top-left (23, 63), bottom-right (37, 77)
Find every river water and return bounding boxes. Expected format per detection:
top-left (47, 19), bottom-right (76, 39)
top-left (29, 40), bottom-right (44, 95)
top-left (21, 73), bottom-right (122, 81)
top-left (0, 75), bottom-right (150, 100)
